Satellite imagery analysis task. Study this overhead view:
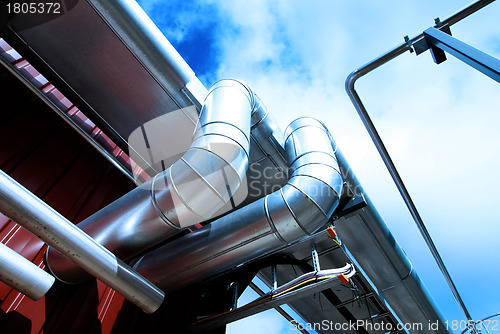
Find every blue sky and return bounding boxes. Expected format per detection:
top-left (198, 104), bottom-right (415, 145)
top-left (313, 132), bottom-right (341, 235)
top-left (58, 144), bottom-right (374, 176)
top-left (136, 1), bottom-right (500, 333)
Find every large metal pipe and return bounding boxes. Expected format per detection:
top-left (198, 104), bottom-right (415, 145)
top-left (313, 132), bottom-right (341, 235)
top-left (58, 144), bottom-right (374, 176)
top-left (46, 79), bottom-right (258, 283)
top-left (132, 117), bottom-right (343, 292)
top-left (0, 169), bottom-right (164, 313)
top-left (0, 242), bottom-right (55, 301)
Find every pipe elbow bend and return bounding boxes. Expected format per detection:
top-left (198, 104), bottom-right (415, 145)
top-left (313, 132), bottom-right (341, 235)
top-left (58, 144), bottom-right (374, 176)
top-left (266, 117), bottom-right (343, 244)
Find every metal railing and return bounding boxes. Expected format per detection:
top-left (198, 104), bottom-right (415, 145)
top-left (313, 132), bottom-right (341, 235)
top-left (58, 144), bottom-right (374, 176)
top-left (345, 0), bottom-right (496, 328)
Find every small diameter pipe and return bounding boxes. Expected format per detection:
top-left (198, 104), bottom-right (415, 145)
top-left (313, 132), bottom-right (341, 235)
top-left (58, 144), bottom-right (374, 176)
top-left (344, 0), bottom-right (494, 324)
top-left (0, 242), bottom-right (55, 300)
top-left (0, 169), bottom-right (164, 313)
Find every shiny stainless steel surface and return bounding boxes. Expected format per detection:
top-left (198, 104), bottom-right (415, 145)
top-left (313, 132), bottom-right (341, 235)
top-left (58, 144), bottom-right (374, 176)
top-left (257, 227), bottom-right (404, 334)
top-left (46, 79), bottom-right (254, 282)
top-left (153, 79), bottom-right (252, 227)
top-left (46, 185), bottom-right (179, 284)
top-left (242, 94), bottom-right (289, 206)
top-left (0, 169), bottom-right (164, 313)
top-left (5, 0), bottom-right (207, 173)
top-left (334, 150), bottom-right (450, 333)
top-left (0, 241), bottom-right (55, 301)
top-left (132, 117), bottom-right (343, 292)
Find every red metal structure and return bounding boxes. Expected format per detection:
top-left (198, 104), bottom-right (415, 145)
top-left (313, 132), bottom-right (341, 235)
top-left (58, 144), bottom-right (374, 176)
top-left (0, 39), bottom-right (137, 333)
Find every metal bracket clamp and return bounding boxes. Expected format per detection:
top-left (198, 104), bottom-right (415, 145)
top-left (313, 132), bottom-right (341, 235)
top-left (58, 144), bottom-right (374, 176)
top-left (412, 17), bottom-right (454, 56)
top-left (311, 245), bottom-right (321, 272)
top-left (425, 22), bottom-right (453, 64)
top-left (404, 36), bottom-right (414, 53)
top-left (423, 26), bottom-right (500, 82)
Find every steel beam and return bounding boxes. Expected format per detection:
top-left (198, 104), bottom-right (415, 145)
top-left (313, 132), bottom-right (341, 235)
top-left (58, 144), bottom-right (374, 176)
top-left (424, 27), bottom-right (500, 83)
top-left (192, 275), bottom-right (345, 332)
top-left (249, 282), bottom-right (310, 334)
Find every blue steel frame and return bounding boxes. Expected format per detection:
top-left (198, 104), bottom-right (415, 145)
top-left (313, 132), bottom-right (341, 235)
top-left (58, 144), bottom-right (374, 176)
top-left (424, 27), bottom-right (500, 83)
top-left (344, 0), bottom-right (497, 329)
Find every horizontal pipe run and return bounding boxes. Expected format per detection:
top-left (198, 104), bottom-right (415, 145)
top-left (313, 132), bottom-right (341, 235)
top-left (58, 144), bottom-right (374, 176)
top-left (0, 242), bottom-right (55, 300)
top-left (0, 169), bottom-right (164, 313)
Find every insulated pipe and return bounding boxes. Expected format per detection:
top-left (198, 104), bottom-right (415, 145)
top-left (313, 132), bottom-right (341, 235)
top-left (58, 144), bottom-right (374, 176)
top-left (0, 242), bottom-right (55, 300)
top-left (46, 79), bottom-right (255, 283)
top-left (132, 117), bottom-right (343, 291)
top-left (0, 169), bottom-right (164, 313)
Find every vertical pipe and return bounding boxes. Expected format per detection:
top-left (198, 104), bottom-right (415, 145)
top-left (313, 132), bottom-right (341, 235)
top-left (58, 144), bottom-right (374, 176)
top-left (0, 169), bottom-right (164, 313)
top-left (0, 242), bottom-right (55, 300)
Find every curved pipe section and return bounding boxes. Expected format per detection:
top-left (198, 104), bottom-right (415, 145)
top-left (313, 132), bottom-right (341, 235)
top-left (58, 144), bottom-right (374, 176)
top-left (0, 242), bottom-right (55, 301)
top-left (132, 117), bottom-right (343, 292)
top-left (342, 2), bottom-right (496, 325)
top-left (46, 79), bottom-right (256, 283)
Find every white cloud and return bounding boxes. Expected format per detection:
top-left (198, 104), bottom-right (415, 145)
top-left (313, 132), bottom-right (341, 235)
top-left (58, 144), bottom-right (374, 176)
top-left (199, 0), bottom-right (500, 324)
